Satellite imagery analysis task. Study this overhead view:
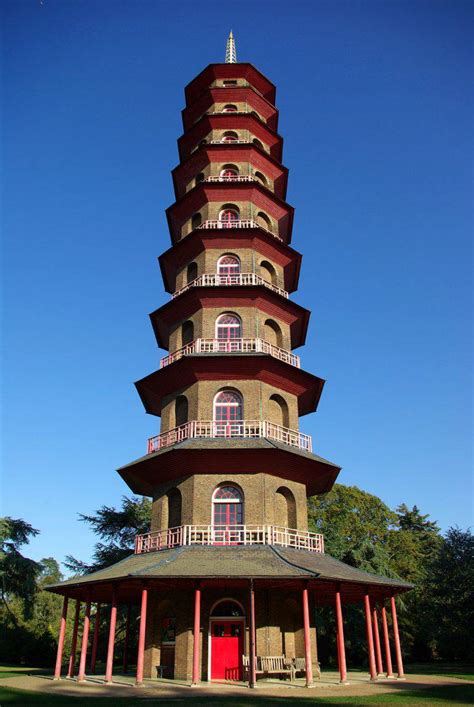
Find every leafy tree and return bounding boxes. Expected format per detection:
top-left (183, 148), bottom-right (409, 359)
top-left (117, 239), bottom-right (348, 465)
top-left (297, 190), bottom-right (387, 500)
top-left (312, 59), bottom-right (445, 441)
top-left (0, 517), bottom-right (41, 622)
top-left (308, 484), bottom-right (399, 576)
top-left (65, 496), bottom-right (151, 574)
top-left (422, 527), bottom-right (474, 661)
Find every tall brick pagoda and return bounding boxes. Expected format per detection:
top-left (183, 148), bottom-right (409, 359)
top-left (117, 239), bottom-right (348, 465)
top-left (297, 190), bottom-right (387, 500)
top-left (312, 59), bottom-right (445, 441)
top-left (48, 34), bottom-right (411, 688)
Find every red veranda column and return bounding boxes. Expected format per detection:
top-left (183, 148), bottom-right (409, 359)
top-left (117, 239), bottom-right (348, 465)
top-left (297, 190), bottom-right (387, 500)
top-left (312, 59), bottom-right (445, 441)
top-left (53, 596), bottom-right (69, 680)
top-left (67, 599), bottom-right (81, 678)
top-left (302, 583), bottom-right (314, 687)
top-left (335, 586), bottom-right (348, 684)
top-left (390, 593), bottom-right (405, 679)
top-left (90, 603), bottom-right (101, 674)
top-left (249, 580), bottom-right (256, 688)
top-left (105, 587), bottom-right (118, 684)
top-left (123, 603), bottom-right (131, 673)
top-left (381, 603), bottom-right (394, 678)
top-left (191, 583), bottom-right (201, 685)
top-left (136, 584), bottom-right (148, 686)
top-left (372, 604), bottom-right (384, 676)
top-left (364, 590), bottom-right (377, 681)
top-left (77, 600), bottom-right (91, 682)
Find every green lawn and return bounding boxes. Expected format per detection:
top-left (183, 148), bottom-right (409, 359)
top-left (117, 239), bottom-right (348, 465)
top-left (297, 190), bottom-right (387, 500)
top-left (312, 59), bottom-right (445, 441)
top-left (0, 685), bottom-right (473, 706)
top-left (406, 662), bottom-right (474, 681)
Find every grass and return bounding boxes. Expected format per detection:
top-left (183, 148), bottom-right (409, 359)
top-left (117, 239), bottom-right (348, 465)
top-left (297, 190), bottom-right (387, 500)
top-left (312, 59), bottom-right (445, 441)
top-left (0, 684), bottom-right (473, 705)
top-left (406, 662), bottom-right (474, 681)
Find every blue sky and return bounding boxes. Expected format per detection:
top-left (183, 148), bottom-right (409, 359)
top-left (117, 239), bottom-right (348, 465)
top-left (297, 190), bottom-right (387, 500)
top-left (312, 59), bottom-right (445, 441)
top-left (2, 0), bottom-right (472, 569)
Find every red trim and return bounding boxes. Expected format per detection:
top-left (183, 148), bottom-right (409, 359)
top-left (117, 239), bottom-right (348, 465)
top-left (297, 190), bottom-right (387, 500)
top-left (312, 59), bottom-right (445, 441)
top-left (77, 600), bottom-right (91, 681)
top-left (184, 63), bottom-right (276, 106)
top-left (192, 585), bottom-right (201, 684)
top-left (381, 604), bottom-right (395, 678)
top-left (364, 592), bottom-right (378, 681)
top-left (335, 588), bottom-right (347, 683)
top-left (105, 589), bottom-right (117, 684)
top-left (390, 594), bottom-right (405, 678)
top-left (302, 585), bottom-right (314, 686)
top-left (67, 600), bottom-right (80, 678)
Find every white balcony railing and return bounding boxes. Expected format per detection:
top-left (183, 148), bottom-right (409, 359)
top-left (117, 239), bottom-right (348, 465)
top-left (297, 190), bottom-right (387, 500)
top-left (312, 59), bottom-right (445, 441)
top-left (135, 524), bottom-right (324, 554)
top-left (173, 273), bottom-right (288, 299)
top-left (204, 175), bottom-right (256, 183)
top-left (196, 219), bottom-right (282, 240)
top-left (147, 420), bottom-right (312, 454)
top-left (160, 337), bottom-right (300, 369)
top-left (209, 139), bottom-right (250, 145)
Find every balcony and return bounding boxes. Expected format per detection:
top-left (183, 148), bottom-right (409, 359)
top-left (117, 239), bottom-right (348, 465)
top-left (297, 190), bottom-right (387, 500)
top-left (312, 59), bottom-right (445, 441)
top-left (204, 175), bottom-right (256, 183)
top-left (173, 273), bottom-right (288, 299)
top-left (147, 420), bottom-right (312, 454)
top-left (196, 218), bottom-right (282, 241)
top-left (160, 337), bottom-right (300, 369)
top-left (135, 524), bottom-right (324, 554)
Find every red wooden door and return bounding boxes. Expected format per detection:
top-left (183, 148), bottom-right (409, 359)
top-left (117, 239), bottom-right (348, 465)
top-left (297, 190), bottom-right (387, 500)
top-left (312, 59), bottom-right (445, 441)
top-left (210, 620), bottom-right (244, 680)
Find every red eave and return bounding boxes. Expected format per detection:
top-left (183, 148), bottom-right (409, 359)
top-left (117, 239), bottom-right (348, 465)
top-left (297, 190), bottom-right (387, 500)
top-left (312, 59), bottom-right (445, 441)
top-left (184, 63), bottom-right (277, 105)
top-left (177, 114), bottom-right (283, 162)
top-left (171, 144), bottom-right (289, 200)
top-left (158, 229), bottom-right (302, 294)
top-left (182, 86), bottom-right (279, 132)
top-left (149, 286), bottom-right (311, 350)
top-left (135, 355), bottom-right (325, 417)
top-left (166, 182), bottom-right (294, 244)
top-left (118, 445), bottom-right (340, 498)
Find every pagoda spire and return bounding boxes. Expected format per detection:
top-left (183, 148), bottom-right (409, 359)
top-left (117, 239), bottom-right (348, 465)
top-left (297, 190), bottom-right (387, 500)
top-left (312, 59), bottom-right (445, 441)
top-left (225, 30), bottom-right (237, 64)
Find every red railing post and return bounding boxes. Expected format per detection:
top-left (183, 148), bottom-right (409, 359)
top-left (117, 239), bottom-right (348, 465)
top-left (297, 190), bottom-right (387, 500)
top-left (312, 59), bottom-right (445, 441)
top-left (67, 599), bottom-right (81, 678)
top-left (302, 583), bottom-right (314, 686)
top-left (335, 586), bottom-right (348, 683)
top-left (77, 600), bottom-right (91, 682)
top-left (136, 584), bottom-right (148, 686)
top-left (104, 587), bottom-right (118, 684)
top-left (364, 590), bottom-right (377, 681)
top-left (191, 583), bottom-right (201, 685)
top-left (381, 603), bottom-right (394, 678)
top-left (390, 593), bottom-right (405, 679)
top-left (53, 595), bottom-right (68, 680)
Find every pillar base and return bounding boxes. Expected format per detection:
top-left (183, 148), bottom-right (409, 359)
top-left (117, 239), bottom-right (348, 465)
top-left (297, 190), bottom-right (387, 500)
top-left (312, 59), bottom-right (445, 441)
top-left (386, 674), bottom-right (396, 679)
top-left (190, 683), bottom-right (201, 688)
top-left (134, 681), bottom-right (145, 688)
top-left (397, 676), bottom-right (406, 680)
top-left (370, 677), bottom-right (378, 682)
top-left (339, 679), bottom-right (350, 685)
top-left (305, 682), bottom-right (316, 688)
top-left (104, 680), bottom-right (113, 685)
top-left (52, 677), bottom-right (61, 682)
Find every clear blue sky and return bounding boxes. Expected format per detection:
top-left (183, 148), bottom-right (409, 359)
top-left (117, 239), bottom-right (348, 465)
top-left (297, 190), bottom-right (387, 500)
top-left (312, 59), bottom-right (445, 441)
top-left (2, 0), bottom-right (472, 569)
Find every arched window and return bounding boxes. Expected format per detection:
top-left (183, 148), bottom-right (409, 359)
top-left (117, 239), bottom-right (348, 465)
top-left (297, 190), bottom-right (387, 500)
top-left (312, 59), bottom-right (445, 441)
top-left (216, 313), bottom-right (241, 341)
top-left (256, 211), bottom-right (271, 230)
top-left (214, 390), bottom-right (243, 424)
top-left (211, 599), bottom-right (244, 617)
top-left (219, 206), bottom-right (239, 228)
top-left (220, 164), bottom-right (239, 179)
top-left (275, 487), bottom-right (297, 529)
top-left (222, 131), bottom-right (238, 143)
top-left (212, 485), bottom-right (243, 531)
top-left (223, 104), bottom-right (238, 112)
top-left (191, 212), bottom-right (202, 230)
top-left (175, 395), bottom-right (188, 427)
top-left (260, 259), bottom-right (276, 284)
top-left (254, 171), bottom-right (267, 185)
top-left (181, 320), bottom-right (194, 346)
top-left (186, 262), bottom-right (198, 283)
top-left (195, 172), bottom-right (205, 185)
top-left (166, 488), bottom-right (182, 528)
top-left (269, 393), bottom-right (289, 428)
top-left (264, 319), bottom-right (283, 348)
top-left (217, 255), bottom-right (240, 281)
top-left (252, 138), bottom-right (263, 150)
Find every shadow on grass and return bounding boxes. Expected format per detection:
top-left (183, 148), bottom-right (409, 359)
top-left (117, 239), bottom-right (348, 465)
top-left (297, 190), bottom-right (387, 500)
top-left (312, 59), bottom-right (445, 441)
top-left (0, 684), bottom-right (473, 706)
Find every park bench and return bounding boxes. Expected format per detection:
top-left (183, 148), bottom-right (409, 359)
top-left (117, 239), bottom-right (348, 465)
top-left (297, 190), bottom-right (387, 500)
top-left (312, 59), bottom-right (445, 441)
top-left (242, 655), bottom-right (293, 681)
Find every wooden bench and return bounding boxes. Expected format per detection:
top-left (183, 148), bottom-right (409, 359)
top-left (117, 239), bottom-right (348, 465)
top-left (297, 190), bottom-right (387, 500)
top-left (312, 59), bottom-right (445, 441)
top-left (242, 655), bottom-right (293, 681)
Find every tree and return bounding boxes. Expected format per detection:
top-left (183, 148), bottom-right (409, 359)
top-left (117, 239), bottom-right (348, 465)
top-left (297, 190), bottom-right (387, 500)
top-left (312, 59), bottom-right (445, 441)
top-left (422, 527), bottom-right (474, 661)
top-left (0, 517), bottom-right (41, 622)
top-left (65, 496), bottom-right (151, 574)
top-left (308, 484), bottom-right (399, 576)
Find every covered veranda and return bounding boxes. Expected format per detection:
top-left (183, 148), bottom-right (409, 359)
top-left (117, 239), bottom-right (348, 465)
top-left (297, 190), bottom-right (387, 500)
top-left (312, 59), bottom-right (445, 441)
top-left (47, 545), bottom-right (411, 688)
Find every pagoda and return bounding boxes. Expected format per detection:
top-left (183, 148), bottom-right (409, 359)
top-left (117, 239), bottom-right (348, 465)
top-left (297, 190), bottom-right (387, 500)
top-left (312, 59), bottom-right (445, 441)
top-left (47, 34), bottom-right (411, 688)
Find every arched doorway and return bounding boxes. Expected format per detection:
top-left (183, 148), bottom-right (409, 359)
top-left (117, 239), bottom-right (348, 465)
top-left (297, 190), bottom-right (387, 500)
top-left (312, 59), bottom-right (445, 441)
top-left (210, 599), bottom-right (245, 681)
